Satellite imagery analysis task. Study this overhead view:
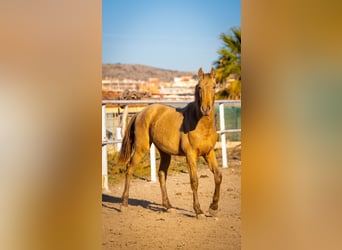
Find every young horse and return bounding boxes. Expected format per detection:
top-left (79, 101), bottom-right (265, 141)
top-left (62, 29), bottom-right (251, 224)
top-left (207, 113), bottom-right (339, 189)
top-left (118, 68), bottom-right (222, 218)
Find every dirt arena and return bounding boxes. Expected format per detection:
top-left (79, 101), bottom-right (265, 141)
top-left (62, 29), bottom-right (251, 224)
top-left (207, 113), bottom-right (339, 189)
top-left (102, 149), bottom-right (241, 250)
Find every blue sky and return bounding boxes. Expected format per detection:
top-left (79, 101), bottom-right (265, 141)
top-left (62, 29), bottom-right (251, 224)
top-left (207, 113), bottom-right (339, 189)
top-left (103, 0), bottom-right (240, 72)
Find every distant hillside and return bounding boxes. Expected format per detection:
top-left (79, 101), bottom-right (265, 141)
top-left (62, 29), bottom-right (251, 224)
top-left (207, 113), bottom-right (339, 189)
top-left (102, 63), bottom-right (196, 82)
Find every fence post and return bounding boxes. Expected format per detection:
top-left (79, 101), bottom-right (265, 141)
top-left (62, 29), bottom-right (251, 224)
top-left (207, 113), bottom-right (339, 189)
top-left (115, 127), bottom-right (122, 152)
top-left (150, 143), bottom-right (157, 182)
top-left (219, 103), bottom-right (228, 168)
top-left (121, 105), bottom-right (129, 138)
top-left (102, 104), bottom-right (109, 191)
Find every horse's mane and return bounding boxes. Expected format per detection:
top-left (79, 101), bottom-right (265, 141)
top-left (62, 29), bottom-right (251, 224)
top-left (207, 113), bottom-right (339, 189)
top-left (173, 83), bottom-right (202, 133)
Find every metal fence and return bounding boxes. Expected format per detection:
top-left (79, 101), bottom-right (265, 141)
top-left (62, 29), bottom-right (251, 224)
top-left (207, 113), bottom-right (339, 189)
top-left (102, 100), bottom-right (241, 190)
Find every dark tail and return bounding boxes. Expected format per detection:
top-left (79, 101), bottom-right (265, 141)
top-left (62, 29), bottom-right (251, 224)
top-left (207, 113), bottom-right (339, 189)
top-left (118, 115), bottom-right (137, 163)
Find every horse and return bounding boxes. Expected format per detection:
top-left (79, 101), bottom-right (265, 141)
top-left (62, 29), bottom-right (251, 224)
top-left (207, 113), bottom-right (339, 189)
top-left (118, 67), bottom-right (222, 218)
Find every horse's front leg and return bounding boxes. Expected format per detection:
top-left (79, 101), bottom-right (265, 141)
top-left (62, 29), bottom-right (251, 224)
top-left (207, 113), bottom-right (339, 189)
top-left (186, 153), bottom-right (205, 218)
top-left (204, 149), bottom-right (222, 216)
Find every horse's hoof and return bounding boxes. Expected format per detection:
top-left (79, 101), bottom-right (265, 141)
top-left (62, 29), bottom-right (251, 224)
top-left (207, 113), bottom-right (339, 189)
top-left (120, 204), bottom-right (128, 212)
top-left (167, 208), bottom-right (176, 214)
top-left (209, 207), bottom-right (218, 217)
top-left (196, 213), bottom-right (206, 219)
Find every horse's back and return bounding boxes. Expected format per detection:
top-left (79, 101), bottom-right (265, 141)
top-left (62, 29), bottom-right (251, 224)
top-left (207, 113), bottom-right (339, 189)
top-left (137, 103), bottom-right (182, 123)
top-left (136, 104), bottom-right (184, 155)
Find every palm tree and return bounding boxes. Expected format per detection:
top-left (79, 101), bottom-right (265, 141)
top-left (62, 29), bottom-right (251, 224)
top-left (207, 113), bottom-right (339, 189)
top-left (214, 27), bottom-right (241, 99)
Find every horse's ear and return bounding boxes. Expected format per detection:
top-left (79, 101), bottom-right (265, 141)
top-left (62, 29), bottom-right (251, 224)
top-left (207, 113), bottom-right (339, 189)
top-left (210, 67), bottom-right (216, 79)
top-left (198, 68), bottom-right (204, 80)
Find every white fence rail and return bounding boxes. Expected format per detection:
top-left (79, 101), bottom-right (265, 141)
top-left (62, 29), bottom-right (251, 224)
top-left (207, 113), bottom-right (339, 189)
top-left (102, 100), bottom-right (241, 190)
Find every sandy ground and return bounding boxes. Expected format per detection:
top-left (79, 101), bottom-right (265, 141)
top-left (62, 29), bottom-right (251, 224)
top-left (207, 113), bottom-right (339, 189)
top-left (102, 155), bottom-right (241, 250)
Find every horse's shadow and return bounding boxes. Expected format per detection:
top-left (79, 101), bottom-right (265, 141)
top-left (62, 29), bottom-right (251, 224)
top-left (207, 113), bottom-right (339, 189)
top-left (102, 194), bottom-right (161, 212)
top-left (102, 194), bottom-right (194, 216)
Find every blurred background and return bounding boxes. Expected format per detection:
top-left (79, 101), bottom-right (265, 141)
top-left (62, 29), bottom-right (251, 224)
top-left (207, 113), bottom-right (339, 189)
top-left (1, 0), bottom-right (342, 249)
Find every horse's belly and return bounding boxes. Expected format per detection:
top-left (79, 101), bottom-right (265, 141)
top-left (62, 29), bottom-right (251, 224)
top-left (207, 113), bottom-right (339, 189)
top-left (149, 108), bottom-right (183, 155)
top-left (154, 141), bottom-right (183, 155)
top-left (151, 128), bottom-right (182, 155)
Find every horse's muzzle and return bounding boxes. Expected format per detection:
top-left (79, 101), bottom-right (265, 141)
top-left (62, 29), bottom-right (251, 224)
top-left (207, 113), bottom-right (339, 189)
top-left (200, 105), bottom-right (211, 116)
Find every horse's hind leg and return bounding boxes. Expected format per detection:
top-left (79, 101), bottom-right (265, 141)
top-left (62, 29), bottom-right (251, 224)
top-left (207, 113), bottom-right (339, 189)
top-left (204, 149), bottom-right (222, 216)
top-left (158, 151), bottom-right (172, 210)
top-left (121, 146), bottom-right (148, 209)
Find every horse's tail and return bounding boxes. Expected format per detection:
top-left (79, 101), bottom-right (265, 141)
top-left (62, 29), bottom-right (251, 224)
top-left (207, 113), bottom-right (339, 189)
top-left (118, 115), bottom-right (137, 163)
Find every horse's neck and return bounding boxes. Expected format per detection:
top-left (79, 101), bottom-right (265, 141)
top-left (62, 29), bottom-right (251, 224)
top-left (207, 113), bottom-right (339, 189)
top-left (188, 102), bottom-right (214, 123)
top-left (187, 102), bottom-right (201, 121)
top-left (179, 102), bottom-right (215, 133)
top-left (199, 111), bottom-right (215, 128)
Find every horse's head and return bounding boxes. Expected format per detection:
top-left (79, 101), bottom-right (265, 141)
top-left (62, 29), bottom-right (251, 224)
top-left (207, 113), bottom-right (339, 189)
top-left (195, 67), bottom-right (216, 116)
